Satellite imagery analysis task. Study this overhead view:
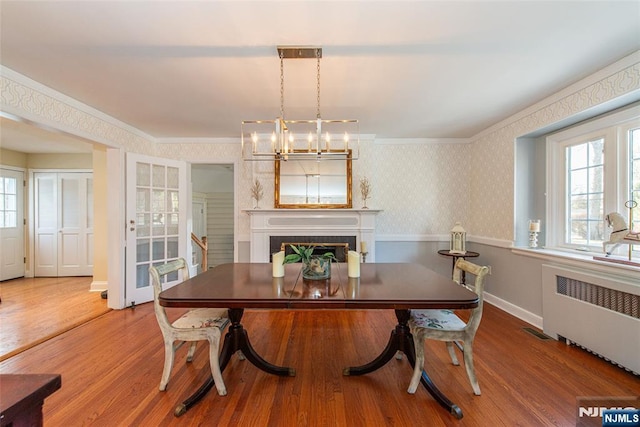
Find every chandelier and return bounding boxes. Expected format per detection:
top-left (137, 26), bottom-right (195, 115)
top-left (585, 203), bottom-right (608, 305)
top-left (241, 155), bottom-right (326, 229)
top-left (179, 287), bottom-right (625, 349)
top-left (241, 46), bottom-right (359, 161)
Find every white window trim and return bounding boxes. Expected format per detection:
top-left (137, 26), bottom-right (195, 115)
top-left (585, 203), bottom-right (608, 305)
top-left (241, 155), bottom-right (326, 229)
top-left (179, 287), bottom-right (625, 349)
top-left (546, 104), bottom-right (640, 255)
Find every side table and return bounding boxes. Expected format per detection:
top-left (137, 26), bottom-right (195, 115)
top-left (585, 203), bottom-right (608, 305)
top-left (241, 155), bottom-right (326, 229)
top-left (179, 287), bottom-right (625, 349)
top-left (437, 249), bottom-right (479, 285)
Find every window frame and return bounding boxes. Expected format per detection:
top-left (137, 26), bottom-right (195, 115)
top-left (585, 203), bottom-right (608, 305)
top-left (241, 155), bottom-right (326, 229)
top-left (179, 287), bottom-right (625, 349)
top-left (546, 105), bottom-right (640, 255)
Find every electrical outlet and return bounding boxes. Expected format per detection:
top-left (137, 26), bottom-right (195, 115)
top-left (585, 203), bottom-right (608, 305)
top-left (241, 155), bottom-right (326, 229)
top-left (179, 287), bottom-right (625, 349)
top-left (487, 266), bottom-right (492, 275)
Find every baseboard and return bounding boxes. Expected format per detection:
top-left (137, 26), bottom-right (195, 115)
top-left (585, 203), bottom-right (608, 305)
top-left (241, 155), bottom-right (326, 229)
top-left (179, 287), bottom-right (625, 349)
top-left (90, 280), bottom-right (108, 292)
top-left (484, 292), bottom-right (543, 330)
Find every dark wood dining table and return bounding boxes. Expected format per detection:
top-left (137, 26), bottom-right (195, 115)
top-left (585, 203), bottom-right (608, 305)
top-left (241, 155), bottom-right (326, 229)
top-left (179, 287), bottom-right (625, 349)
top-left (159, 262), bottom-right (478, 419)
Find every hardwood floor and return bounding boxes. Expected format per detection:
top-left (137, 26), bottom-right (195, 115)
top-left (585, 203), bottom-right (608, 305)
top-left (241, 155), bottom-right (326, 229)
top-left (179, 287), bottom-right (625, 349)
top-left (0, 288), bottom-right (637, 426)
top-left (0, 276), bottom-right (110, 361)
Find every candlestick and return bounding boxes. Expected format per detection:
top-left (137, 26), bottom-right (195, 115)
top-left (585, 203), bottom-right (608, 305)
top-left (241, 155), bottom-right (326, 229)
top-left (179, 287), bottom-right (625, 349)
top-left (529, 219), bottom-right (541, 232)
top-left (272, 251), bottom-right (285, 277)
top-left (347, 251), bottom-right (360, 278)
top-left (528, 220), bottom-right (540, 248)
top-left (360, 241), bottom-right (367, 254)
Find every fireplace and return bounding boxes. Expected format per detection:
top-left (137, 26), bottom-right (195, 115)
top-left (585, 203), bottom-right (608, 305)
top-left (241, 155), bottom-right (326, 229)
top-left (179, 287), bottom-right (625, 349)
top-left (244, 209), bottom-right (381, 263)
top-left (270, 236), bottom-right (356, 262)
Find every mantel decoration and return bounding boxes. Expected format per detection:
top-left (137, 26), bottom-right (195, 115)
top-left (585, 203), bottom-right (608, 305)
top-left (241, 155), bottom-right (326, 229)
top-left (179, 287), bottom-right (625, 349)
top-left (250, 179), bottom-right (264, 209)
top-left (241, 46), bottom-right (359, 161)
top-left (359, 177), bottom-right (371, 209)
top-left (449, 222), bottom-right (467, 254)
top-left (283, 245), bottom-right (337, 280)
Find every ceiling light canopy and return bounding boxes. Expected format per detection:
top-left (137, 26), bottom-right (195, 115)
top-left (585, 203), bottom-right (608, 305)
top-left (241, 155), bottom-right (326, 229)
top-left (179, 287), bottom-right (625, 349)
top-left (241, 46), bottom-right (359, 161)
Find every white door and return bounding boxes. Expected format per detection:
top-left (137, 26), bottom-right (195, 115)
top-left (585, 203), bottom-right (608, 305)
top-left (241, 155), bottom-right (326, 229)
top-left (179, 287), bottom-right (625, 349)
top-left (0, 168), bottom-right (25, 281)
top-left (34, 172), bottom-right (93, 276)
top-left (125, 153), bottom-right (187, 306)
top-left (58, 173), bottom-right (93, 276)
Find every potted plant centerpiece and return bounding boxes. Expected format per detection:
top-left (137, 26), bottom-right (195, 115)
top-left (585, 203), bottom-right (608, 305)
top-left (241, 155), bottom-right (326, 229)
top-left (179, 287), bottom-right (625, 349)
top-left (283, 245), bottom-right (337, 280)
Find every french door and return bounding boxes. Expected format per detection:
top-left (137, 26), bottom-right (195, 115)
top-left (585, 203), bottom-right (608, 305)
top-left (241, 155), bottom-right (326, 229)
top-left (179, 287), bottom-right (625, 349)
top-left (0, 168), bottom-right (25, 280)
top-left (125, 153), bottom-right (187, 306)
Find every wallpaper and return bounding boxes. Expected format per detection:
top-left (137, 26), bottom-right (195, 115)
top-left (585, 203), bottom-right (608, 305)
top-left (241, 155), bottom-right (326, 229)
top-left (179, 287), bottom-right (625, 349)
top-left (2, 56), bottom-right (639, 243)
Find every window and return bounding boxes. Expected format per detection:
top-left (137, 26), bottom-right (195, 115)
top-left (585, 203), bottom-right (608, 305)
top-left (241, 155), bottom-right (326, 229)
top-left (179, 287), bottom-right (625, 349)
top-left (631, 128), bottom-right (640, 206)
top-left (566, 138), bottom-right (604, 247)
top-left (547, 105), bottom-right (640, 257)
top-left (0, 177), bottom-right (18, 228)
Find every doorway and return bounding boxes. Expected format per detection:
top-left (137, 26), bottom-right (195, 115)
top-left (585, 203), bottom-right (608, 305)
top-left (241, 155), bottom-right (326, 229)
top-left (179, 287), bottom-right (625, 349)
top-left (0, 167), bottom-right (25, 281)
top-left (191, 164), bottom-right (234, 271)
top-left (33, 171), bottom-right (94, 277)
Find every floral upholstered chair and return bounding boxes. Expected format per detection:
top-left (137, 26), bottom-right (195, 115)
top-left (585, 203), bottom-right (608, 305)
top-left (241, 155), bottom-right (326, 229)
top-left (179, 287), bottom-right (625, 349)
top-left (407, 259), bottom-right (490, 395)
top-left (149, 258), bottom-right (230, 395)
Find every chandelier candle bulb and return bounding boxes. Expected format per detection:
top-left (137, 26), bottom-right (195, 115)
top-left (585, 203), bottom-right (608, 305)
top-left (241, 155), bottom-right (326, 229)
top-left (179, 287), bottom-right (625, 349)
top-left (347, 251), bottom-right (360, 278)
top-left (272, 251), bottom-right (285, 277)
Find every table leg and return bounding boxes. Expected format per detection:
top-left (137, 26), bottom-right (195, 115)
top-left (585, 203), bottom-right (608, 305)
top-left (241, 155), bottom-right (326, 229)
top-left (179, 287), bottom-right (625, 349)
top-left (174, 308), bottom-right (295, 417)
top-left (343, 309), bottom-right (463, 419)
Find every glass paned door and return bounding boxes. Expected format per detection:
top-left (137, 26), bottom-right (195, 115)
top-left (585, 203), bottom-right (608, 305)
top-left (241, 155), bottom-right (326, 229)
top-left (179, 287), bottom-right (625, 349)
top-left (125, 153), bottom-right (186, 306)
top-left (0, 168), bottom-right (24, 280)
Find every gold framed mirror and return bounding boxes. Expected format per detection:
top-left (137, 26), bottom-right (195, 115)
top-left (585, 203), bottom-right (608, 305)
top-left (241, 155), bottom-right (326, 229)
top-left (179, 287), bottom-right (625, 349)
top-left (275, 151), bottom-right (352, 209)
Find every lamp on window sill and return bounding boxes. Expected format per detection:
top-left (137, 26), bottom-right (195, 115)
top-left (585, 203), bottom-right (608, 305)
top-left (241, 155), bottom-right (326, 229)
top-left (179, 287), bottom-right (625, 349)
top-left (450, 222), bottom-right (466, 254)
top-left (241, 46), bottom-right (360, 162)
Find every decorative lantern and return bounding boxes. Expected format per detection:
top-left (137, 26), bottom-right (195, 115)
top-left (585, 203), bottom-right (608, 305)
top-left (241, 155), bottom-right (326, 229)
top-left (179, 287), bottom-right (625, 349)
top-left (450, 222), bottom-right (467, 254)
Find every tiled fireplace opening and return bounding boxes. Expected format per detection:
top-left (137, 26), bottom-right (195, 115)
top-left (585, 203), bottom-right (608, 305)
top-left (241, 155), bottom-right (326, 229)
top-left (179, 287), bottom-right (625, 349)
top-left (269, 236), bottom-right (356, 262)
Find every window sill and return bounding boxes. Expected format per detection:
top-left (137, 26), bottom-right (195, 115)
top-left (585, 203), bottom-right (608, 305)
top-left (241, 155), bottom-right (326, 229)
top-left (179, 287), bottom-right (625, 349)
top-left (511, 246), bottom-right (640, 280)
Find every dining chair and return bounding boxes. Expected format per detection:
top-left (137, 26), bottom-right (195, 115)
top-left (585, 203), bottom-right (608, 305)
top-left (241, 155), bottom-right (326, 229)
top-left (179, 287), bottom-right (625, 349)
top-left (407, 259), bottom-right (490, 395)
top-left (149, 258), bottom-right (230, 395)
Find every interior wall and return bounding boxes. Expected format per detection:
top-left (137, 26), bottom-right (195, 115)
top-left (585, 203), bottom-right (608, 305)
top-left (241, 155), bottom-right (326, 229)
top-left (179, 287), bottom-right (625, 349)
top-left (27, 153), bottom-right (92, 169)
top-left (92, 147), bottom-right (108, 289)
top-left (0, 148), bottom-right (27, 168)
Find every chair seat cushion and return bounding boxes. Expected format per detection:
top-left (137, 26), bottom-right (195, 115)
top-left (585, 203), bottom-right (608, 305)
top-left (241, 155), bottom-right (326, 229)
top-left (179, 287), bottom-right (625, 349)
top-left (172, 308), bottom-right (229, 329)
top-left (410, 309), bottom-right (466, 331)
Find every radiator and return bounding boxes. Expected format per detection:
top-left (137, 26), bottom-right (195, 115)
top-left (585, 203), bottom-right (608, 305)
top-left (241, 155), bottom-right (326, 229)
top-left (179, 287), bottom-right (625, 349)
top-left (542, 264), bottom-right (640, 374)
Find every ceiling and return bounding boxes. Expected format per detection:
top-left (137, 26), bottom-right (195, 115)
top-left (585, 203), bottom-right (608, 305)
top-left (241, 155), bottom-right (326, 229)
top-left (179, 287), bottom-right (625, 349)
top-left (1, 1), bottom-right (639, 154)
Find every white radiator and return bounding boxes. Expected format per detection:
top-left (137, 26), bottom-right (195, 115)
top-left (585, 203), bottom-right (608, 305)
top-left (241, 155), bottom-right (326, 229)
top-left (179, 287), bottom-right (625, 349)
top-left (542, 264), bottom-right (639, 374)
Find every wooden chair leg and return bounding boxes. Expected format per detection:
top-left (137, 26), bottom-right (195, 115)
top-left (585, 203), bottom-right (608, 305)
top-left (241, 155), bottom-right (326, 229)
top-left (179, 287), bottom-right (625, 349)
top-left (209, 337), bottom-right (227, 396)
top-left (462, 341), bottom-right (481, 395)
top-left (407, 335), bottom-right (424, 394)
top-left (159, 340), bottom-right (175, 391)
top-left (186, 342), bottom-right (197, 362)
top-left (446, 341), bottom-right (460, 365)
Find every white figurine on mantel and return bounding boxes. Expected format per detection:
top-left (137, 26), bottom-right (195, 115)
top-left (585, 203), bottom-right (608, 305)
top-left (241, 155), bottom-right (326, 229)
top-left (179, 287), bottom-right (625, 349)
top-left (450, 222), bottom-right (466, 254)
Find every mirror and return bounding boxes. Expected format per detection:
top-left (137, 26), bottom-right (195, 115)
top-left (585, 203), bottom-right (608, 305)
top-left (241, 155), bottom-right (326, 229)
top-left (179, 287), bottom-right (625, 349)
top-left (275, 153), bottom-right (352, 209)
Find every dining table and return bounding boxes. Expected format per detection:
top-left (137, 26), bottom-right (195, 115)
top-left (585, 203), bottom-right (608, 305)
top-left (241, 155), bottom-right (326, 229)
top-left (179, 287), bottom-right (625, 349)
top-left (158, 262), bottom-right (479, 419)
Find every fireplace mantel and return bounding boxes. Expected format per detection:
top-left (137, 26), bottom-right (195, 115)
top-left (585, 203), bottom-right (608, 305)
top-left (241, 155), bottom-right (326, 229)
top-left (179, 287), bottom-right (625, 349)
top-left (243, 209), bottom-right (381, 262)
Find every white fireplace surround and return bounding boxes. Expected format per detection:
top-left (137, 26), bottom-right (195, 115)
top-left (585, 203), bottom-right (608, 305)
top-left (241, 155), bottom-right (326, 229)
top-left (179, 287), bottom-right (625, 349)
top-left (244, 209), bottom-right (381, 262)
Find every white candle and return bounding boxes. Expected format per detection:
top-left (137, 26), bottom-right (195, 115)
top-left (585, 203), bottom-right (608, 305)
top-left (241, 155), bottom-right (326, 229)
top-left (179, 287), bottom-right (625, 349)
top-left (360, 241), bottom-right (367, 253)
top-left (529, 220), bottom-right (541, 232)
top-left (272, 251), bottom-right (285, 277)
top-left (347, 250), bottom-right (360, 278)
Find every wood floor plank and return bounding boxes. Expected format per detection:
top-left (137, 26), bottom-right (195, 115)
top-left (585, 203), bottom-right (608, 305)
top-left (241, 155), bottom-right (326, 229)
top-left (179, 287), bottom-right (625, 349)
top-left (0, 276), bottom-right (110, 361)
top-left (0, 281), bottom-right (638, 426)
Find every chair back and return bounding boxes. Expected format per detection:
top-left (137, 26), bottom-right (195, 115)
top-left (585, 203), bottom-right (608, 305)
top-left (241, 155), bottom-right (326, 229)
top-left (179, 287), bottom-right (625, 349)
top-left (149, 258), bottom-right (190, 331)
top-left (452, 259), bottom-right (490, 334)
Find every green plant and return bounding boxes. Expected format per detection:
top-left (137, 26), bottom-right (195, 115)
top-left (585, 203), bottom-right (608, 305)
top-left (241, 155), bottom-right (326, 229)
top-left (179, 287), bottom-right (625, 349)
top-left (283, 245), bottom-right (337, 264)
top-left (283, 245), bottom-right (338, 280)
